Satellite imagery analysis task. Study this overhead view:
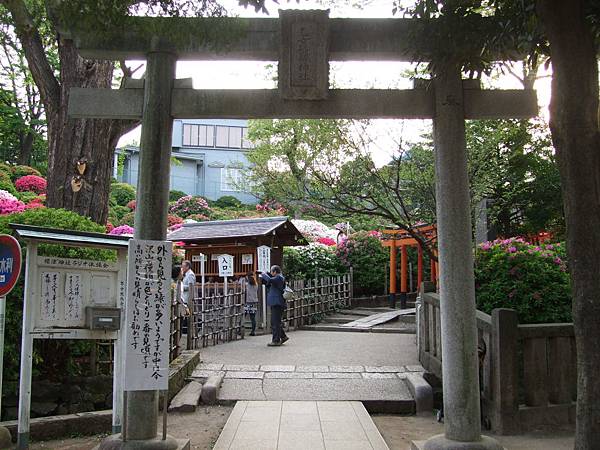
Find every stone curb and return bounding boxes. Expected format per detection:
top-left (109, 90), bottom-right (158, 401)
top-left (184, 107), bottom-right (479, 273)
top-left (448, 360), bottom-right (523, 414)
top-left (201, 374), bottom-right (224, 405)
top-left (403, 373), bottom-right (433, 415)
top-left (168, 380), bottom-right (203, 413)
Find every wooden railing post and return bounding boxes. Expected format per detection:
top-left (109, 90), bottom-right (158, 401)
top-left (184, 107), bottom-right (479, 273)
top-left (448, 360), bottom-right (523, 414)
top-left (491, 308), bottom-right (519, 434)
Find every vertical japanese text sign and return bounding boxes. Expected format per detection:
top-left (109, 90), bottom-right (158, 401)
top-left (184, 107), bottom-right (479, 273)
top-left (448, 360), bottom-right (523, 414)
top-left (123, 240), bottom-right (172, 391)
top-left (218, 254), bottom-right (234, 278)
top-left (257, 246), bottom-right (271, 274)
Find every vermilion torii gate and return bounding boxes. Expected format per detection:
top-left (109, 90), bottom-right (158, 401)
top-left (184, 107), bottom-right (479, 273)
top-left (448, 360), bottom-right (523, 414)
top-left (61, 9), bottom-right (536, 450)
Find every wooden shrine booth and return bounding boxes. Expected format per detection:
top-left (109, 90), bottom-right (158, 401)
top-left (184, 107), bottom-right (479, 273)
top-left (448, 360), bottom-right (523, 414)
top-left (382, 224), bottom-right (437, 307)
top-left (167, 216), bottom-right (306, 280)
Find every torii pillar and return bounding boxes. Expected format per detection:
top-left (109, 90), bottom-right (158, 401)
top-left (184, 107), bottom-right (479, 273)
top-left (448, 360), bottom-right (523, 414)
top-left (420, 65), bottom-right (503, 450)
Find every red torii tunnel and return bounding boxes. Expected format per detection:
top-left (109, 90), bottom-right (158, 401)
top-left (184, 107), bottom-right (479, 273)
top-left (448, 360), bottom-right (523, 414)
top-left (381, 225), bottom-right (438, 308)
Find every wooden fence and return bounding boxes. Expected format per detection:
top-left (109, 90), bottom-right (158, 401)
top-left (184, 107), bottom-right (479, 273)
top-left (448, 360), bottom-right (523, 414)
top-left (168, 273), bottom-right (353, 353)
top-left (284, 274), bottom-right (352, 329)
top-left (417, 285), bottom-right (576, 434)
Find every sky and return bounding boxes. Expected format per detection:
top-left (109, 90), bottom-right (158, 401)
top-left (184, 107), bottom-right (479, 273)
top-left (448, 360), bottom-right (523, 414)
top-left (117, 0), bottom-right (552, 166)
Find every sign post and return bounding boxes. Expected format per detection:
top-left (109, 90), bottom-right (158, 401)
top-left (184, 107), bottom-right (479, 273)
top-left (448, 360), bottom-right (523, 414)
top-left (0, 234), bottom-right (21, 446)
top-left (219, 254), bottom-right (234, 296)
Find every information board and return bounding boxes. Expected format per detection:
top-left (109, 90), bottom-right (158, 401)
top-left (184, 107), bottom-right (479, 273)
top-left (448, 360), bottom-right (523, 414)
top-left (218, 254), bottom-right (234, 277)
top-left (123, 239), bottom-right (172, 391)
top-left (34, 257), bottom-right (120, 329)
top-left (257, 245), bottom-right (271, 274)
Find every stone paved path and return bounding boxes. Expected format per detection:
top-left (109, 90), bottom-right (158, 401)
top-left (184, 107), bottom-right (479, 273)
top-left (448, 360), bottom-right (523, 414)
top-left (192, 331), bottom-right (421, 406)
top-left (213, 401), bottom-right (389, 450)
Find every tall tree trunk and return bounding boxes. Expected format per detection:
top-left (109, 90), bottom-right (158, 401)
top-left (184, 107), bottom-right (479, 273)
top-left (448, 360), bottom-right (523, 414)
top-left (4, 0), bottom-right (136, 224)
top-left (45, 37), bottom-right (123, 224)
top-left (537, 1), bottom-right (600, 448)
top-left (17, 130), bottom-right (34, 165)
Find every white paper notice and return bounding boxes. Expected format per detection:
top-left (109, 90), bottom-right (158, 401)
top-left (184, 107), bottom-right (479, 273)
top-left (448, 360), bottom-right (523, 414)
top-left (40, 271), bottom-right (60, 321)
top-left (257, 246), bottom-right (271, 274)
top-left (64, 273), bottom-right (83, 321)
top-left (123, 239), bottom-right (172, 391)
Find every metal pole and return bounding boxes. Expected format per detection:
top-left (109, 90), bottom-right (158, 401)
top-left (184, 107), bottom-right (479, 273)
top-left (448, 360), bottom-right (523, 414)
top-left (0, 296), bottom-right (5, 412)
top-left (162, 391), bottom-right (168, 440)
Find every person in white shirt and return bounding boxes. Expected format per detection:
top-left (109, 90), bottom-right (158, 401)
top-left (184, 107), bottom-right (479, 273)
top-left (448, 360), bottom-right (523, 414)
top-left (181, 260), bottom-right (196, 306)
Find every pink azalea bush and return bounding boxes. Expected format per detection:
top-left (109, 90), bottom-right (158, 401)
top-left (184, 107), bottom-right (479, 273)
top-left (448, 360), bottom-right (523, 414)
top-left (475, 237), bottom-right (570, 323)
top-left (0, 189), bottom-right (18, 202)
top-left (317, 237), bottom-right (336, 246)
top-left (167, 214), bottom-right (184, 227)
top-left (169, 195), bottom-right (210, 219)
top-left (256, 200), bottom-right (286, 214)
top-left (0, 198), bottom-right (26, 215)
top-left (109, 224), bottom-right (134, 236)
top-left (15, 175), bottom-right (47, 194)
top-left (292, 219), bottom-right (338, 242)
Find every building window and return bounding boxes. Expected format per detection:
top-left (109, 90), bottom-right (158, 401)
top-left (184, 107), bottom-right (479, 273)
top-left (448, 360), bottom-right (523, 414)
top-left (221, 168), bottom-right (243, 192)
top-left (215, 126), bottom-right (244, 149)
top-left (242, 127), bottom-right (254, 149)
top-left (183, 124), bottom-right (214, 147)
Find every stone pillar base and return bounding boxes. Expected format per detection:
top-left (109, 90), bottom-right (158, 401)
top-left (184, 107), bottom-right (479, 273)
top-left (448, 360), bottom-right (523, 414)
top-left (0, 425), bottom-right (11, 448)
top-left (412, 434), bottom-right (504, 450)
top-left (96, 434), bottom-right (190, 450)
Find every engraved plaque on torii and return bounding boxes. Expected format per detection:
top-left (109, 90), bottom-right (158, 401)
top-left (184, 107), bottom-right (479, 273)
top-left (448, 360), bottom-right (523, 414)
top-left (279, 9), bottom-right (330, 100)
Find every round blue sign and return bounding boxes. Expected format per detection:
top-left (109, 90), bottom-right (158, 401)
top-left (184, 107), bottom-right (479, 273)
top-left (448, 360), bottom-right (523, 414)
top-left (0, 234), bottom-right (21, 297)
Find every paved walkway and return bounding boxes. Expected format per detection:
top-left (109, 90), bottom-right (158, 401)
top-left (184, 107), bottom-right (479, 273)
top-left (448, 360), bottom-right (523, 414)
top-left (213, 401), bottom-right (389, 450)
top-left (192, 331), bottom-right (420, 405)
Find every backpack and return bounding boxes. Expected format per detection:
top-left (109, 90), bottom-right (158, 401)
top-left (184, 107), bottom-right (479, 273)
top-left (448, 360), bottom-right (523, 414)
top-left (282, 285), bottom-right (294, 301)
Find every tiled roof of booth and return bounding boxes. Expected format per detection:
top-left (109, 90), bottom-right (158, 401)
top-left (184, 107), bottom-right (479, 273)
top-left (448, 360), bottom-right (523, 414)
top-left (167, 216), bottom-right (306, 245)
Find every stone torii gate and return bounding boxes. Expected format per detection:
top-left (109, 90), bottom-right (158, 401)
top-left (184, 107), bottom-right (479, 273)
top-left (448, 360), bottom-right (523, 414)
top-left (62, 10), bottom-right (536, 450)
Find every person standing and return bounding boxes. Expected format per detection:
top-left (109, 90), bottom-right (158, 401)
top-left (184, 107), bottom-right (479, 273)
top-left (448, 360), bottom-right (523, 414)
top-left (241, 271), bottom-right (259, 336)
top-left (180, 260), bottom-right (196, 317)
top-left (260, 265), bottom-right (289, 347)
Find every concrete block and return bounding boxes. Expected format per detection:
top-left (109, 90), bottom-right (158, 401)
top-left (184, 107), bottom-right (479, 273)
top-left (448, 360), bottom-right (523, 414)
top-left (403, 373), bottom-right (433, 415)
top-left (168, 381), bottom-right (203, 413)
top-left (201, 374), bottom-right (224, 405)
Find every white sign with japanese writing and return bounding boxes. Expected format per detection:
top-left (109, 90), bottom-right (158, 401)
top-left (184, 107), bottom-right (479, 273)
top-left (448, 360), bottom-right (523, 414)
top-left (40, 271), bottom-right (60, 321)
top-left (218, 254), bottom-right (234, 277)
top-left (64, 273), bottom-right (83, 321)
top-left (123, 239), bottom-right (172, 391)
top-left (257, 246), bottom-right (271, 274)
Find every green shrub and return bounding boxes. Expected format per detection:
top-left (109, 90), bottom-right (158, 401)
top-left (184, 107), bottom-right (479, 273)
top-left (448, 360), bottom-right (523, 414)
top-left (110, 183), bottom-right (136, 206)
top-left (119, 211), bottom-right (135, 226)
top-left (0, 171), bottom-right (17, 195)
top-left (169, 195), bottom-right (210, 219)
top-left (15, 191), bottom-right (38, 204)
top-left (10, 165), bottom-right (41, 181)
top-left (0, 208), bottom-right (113, 384)
top-left (284, 244), bottom-right (346, 281)
top-left (0, 162), bottom-right (12, 175)
top-left (336, 231), bottom-right (388, 295)
top-left (214, 195), bottom-right (243, 209)
top-left (169, 190), bottom-right (187, 202)
top-left (475, 238), bottom-right (571, 324)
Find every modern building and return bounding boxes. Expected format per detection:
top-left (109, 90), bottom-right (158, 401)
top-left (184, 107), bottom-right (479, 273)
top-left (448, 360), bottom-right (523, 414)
top-left (115, 119), bottom-right (256, 204)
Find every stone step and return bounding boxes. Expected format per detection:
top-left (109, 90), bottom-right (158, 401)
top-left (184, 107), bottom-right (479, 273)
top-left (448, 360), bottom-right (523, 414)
top-left (322, 315), bottom-right (362, 324)
top-left (168, 380), bottom-right (203, 413)
top-left (302, 323), bottom-right (416, 334)
top-left (215, 378), bottom-right (416, 414)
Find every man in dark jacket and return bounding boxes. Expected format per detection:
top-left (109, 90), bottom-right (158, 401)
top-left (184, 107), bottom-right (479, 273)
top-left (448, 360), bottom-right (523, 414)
top-left (260, 265), bottom-right (289, 346)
